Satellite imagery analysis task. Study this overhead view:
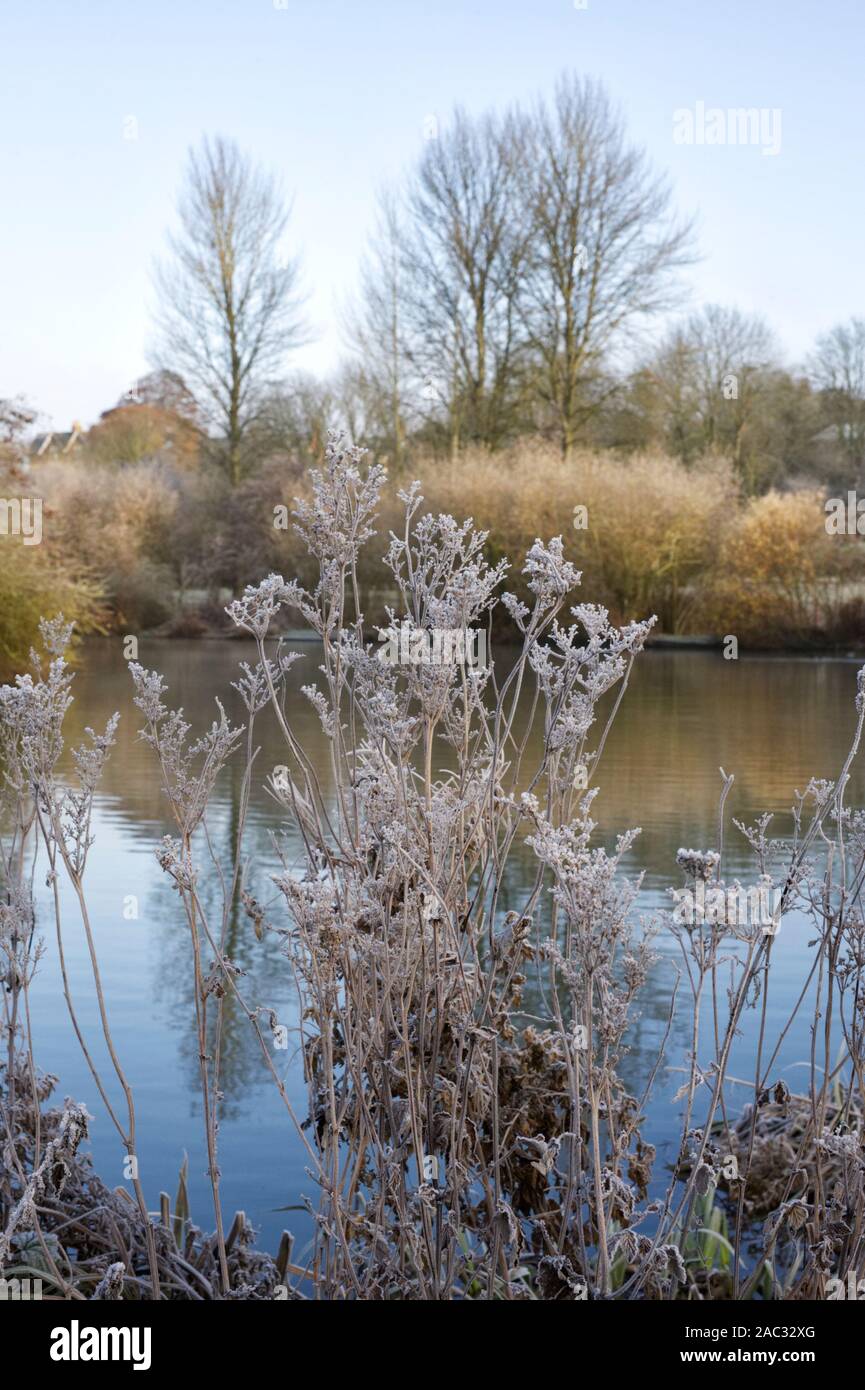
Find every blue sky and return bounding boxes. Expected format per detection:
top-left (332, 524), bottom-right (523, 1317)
top-left (1, 0), bottom-right (862, 428)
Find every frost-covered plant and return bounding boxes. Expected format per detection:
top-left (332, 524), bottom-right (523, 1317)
top-left (0, 619), bottom-right (161, 1296)
top-left (210, 433), bottom-right (665, 1298)
top-left (211, 436), bottom-right (865, 1300)
top-left (6, 434), bottom-right (865, 1301)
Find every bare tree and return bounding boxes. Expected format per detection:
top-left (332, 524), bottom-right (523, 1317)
top-left (253, 371), bottom-right (339, 465)
top-left (152, 135), bottom-right (306, 484)
top-left (648, 305), bottom-right (778, 483)
top-left (342, 192), bottom-right (412, 464)
top-left (403, 108), bottom-right (530, 452)
top-left (124, 369), bottom-right (202, 425)
top-left (808, 317), bottom-right (865, 479)
top-left (347, 77), bottom-right (695, 458)
top-left (0, 395), bottom-right (36, 441)
top-left (0, 395), bottom-right (37, 469)
top-left (351, 109), bottom-right (530, 455)
top-left (412, 107), bottom-right (531, 452)
top-left (520, 75), bottom-right (693, 456)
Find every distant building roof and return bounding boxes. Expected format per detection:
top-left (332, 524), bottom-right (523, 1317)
top-left (28, 424), bottom-right (83, 457)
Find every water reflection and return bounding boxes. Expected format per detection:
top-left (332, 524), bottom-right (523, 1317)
top-left (27, 639), bottom-right (865, 1252)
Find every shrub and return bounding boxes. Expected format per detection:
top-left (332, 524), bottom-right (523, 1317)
top-left (0, 542), bottom-right (102, 679)
top-left (108, 559), bottom-right (176, 630)
top-left (569, 450), bottom-right (733, 632)
top-left (36, 459), bottom-right (180, 627)
top-left (399, 442), bottom-right (734, 634)
top-left (0, 465), bottom-right (103, 678)
top-left (705, 489), bottom-right (865, 645)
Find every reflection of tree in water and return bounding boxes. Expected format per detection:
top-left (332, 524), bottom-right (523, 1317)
top-left (58, 638), bottom-right (312, 1121)
top-left (58, 640), bottom-right (864, 1197)
top-left (146, 755), bottom-right (299, 1122)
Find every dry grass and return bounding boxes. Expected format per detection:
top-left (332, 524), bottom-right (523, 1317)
top-left (27, 440), bottom-right (865, 648)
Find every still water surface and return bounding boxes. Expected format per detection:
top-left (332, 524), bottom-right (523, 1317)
top-left (26, 639), bottom-right (865, 1257)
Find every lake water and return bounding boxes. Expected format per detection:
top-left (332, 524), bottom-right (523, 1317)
top-left (24, 638), bottom-right (865, 1261)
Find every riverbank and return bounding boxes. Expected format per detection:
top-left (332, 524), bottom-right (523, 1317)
top-left (132, 621), bottom-right (865, 659)
top-left (8, 442), bottom-right (865, 686)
